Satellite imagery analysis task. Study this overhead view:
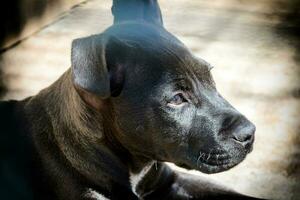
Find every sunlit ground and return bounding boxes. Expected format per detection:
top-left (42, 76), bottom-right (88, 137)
top-left (1, 0), bottom-right (299, 199)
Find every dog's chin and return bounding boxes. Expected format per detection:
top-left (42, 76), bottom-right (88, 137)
top-left (195, 158), bottom-right (244, 174)
top-left (175, 150), bottom-right (248, 174)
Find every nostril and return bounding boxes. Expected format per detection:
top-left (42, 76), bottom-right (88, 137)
top-left (233, 132), bottom-right (253, 143)
top-left (233, 124), bottom-right (255, 145)
top-left (244, 133), bottom-right (253, 142)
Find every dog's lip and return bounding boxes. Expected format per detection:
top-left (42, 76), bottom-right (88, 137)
top-left (174, 155), bottom-right (232, 173)
top-left (194, 149), bottom-right (249, 174)
top-left (175, 158), bottom-right (235, 174)
top-left (196, 152), bottom-right (231, 168)
top-left (174, 148), bottom-right (247, 174)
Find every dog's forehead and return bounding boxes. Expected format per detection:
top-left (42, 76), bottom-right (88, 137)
top-left (105, 23), bottom-right (214, 86)
top-left (136, 44), bottom-right (214, 86)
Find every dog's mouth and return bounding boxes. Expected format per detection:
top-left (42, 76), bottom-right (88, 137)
top-left (194, 151), bottom-right (238, 174)
top-left (197, 151), bottom-right (231, 167)
top-left (175, 148), bottom-right (248, 174)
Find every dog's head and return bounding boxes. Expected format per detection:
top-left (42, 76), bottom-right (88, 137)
top-left (71, 22), bottom-right (255, 174)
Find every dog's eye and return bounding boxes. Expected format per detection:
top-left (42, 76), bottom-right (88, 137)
top-left (168, 93), bottom-right (188, 106)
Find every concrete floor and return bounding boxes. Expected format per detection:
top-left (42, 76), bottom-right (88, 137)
top-left (0, 0), bottom-right (299, 199)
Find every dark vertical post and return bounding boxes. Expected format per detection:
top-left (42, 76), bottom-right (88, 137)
top-left (112, 0), bottom-right (163, 26)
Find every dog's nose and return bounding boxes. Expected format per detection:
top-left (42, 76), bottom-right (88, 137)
top-left (220, 114), bottom-right (256, 150)
top-left (232, 121), bottom-right (256, 149)
top-left (233, 122), bottom-right (255, 146)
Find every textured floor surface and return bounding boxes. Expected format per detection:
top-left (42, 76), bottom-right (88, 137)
top-left (0, 0), bottom-right (299, 199)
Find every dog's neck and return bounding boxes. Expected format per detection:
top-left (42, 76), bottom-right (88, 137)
top-left (23, 69), bottom-right (155, 196)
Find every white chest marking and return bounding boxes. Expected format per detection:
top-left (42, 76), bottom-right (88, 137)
top-left (84, 188), bottom-right (110, 200)
top-left (173, 183), bottom-right (193, 199)
top-left (129, 162), bottom-right (154, 196)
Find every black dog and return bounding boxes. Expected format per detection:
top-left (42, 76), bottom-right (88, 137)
top-left (0, 0), bottom-right (260, 199)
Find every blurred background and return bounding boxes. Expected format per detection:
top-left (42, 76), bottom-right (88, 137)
top-left (0, 0), bottom-right (299, 199)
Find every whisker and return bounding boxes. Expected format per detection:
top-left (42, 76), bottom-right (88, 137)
top-left (197, 151), bottom-right (205, 167)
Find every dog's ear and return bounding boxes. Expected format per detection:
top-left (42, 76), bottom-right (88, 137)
top-left (72, 35), bottom-right (110, 98)
top-left (71, 34), bottom-right (130, 109)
